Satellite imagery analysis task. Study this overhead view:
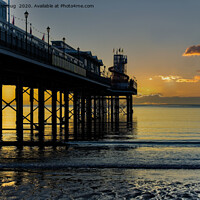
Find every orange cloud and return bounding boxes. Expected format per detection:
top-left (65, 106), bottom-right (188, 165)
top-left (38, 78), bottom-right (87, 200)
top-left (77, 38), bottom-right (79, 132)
top-left (194, 75), bottom-right (200, 80)
top-left (177, 75), bottom-right (200, 83)
top-left (150, 74), bottom-right (200, 83)
top-left (176, 79), bottom-right (199, 83)
top-left (183, 45), bottom-right (200, 56)
top-left (158, 75), bottom-right (181, 81)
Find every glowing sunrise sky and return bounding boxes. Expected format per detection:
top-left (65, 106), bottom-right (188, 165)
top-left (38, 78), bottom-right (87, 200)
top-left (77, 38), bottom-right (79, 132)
top-left (6, 0), bottom-right (200, 97)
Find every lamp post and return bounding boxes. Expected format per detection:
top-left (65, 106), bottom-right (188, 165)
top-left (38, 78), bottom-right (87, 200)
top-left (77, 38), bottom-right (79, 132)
top-left (8, 0), bottom-right (10, 27)
top-left (24, 11), bottom-right (29, 53)
top-left (77, 47), bottom-right (80, 66)
top-left (63, 37), bottom-right (65, 44)
top-left (47, 26), bottom-right (50, 61)
top-left (62, 37), bottom-right (65, 56)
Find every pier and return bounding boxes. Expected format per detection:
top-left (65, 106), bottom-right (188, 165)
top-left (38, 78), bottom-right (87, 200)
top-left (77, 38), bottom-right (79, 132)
top-left (0, 5), bottom-right (137, 146)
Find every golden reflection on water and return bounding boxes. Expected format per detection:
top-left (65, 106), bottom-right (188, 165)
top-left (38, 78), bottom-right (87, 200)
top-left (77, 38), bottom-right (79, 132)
top-left (1, 181), bottom-right (16, 187)
top-left (133, 105), bottom-right (200, 140)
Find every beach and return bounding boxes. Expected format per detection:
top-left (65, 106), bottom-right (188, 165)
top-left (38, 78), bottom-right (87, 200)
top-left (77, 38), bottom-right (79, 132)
top-left (1, 105), bottom-right (200, 199)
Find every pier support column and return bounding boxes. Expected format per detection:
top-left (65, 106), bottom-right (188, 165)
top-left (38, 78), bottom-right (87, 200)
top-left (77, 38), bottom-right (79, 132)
top-left (30, 88), bottom-right (34, 135)
top-left (93, 96), bottom-right (97, 139)
top-left (64, 91), bottom-right (69, 142)
top-left (86, 95), bottom-right (92, 139)
top-left (0, 83), bottom-right (2, 141)
top-left (30, 88), bottom-right (34, 141)
top-left (98, 96), bottom-right (102, 138)
top-left (104, 96), bottom-right (108, 130)
top-left (52, 89), bottom-right (57, 142)
top-left (16, 82), bottom-right (23, 144)
top-left (81, 91), bottom-right (85, 140)
top-left (130, 95), bottom-right (133, 123)
top-left (127, 95), bottom-right (130, 123)
top-left (111, 96), bottom-right (114, 125)
top-left (38, 87), bottom-right (45, 143)
top-left (102, 96), bottom-right (105, 135)
top-left (60, 91), bottom-right (63, 133)
top-left (73, 91), bottom-right (78, 140)
top-left (77, 97), bottom-right (81, 134)
top-left (115, 96), bottom-right (119, 130)
top-left (107, 96), bottom-right (110, 124)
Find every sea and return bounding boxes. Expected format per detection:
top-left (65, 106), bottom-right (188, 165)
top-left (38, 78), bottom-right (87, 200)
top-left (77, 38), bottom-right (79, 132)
top-left (1, 104), bottom-right (200, 199)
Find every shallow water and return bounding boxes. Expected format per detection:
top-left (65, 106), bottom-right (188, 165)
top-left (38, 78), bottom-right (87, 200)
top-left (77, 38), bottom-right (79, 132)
top-left (1, 105), bottom-right (200, 199)
top-left (1, 169), bottom-right (200, 200)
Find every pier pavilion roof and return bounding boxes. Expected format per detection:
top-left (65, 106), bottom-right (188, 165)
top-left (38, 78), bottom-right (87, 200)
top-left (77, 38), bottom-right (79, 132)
top-left (65, 49), bottom-right (103, 66)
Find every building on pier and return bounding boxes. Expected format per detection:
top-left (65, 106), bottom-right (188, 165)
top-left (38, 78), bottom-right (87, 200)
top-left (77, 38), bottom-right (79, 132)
top-left (0, 0), bottom-right (137, 145)
top-left (52, 40), bottom-right (103, 76)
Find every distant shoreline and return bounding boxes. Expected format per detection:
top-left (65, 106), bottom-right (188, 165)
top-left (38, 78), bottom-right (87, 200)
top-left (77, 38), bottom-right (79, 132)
top-left (133, 104), bottom-right (200, 107)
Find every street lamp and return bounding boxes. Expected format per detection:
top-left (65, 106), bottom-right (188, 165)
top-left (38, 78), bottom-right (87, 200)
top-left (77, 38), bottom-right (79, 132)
top-left (62, 37), bottom-right (65, 58)
top-left (47, 26), bottom-right (50, 61)
top-left (62, 37), bottom-right (66, 55)
top-left (24, 11), bottom-right (29, 53)
top-left (8, 0), bottom-right (10, 26)
top-left (77, 47), bottom-right (80, 66)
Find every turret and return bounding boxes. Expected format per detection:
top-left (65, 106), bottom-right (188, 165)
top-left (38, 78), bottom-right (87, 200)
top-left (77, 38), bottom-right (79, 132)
top-left (113, 54), bottom-right (127, 74)
top-left (109, 49), bottom-right (129, 87)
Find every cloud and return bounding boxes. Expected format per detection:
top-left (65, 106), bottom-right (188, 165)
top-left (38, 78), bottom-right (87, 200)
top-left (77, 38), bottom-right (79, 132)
top-left (150, 74), bottom-right (200, 83)
top-left (149, 75), bottom-right (182, 82)
top-left (158, 75), bottom-right (181, 81)
top-left (194, 75), bottom-right (200, 80)
top-left (134, 95), bottom-right (200, 105)
top-left (137, 93), bottom-right (163, 98)
top-left (176, 75), bottom-right (200, 83)
top-left (183, 45), bottom-right (200, 56)
top-left (176, 79), bottom-right (198, 83)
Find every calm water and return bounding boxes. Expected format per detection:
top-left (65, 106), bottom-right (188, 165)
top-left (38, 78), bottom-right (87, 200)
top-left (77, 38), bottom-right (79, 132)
top-left (1, 105), bottom-right (200, 199)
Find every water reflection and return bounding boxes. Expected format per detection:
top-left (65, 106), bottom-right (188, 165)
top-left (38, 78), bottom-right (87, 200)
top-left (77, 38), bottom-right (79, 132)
top-left (103, 119), bottom-right (138, 141)
top-left (2, 104), bottom-right (137, 142)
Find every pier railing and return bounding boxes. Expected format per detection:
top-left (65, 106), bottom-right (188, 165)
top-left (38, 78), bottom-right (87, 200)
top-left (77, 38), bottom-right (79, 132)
top-left (86, 71), bottom-right (111, 85)
top-left (0, 20), bottom-right (89, 78)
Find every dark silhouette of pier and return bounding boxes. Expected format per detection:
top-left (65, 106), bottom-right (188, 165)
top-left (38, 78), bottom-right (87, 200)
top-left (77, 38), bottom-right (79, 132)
top-left (0, 9), bottom-right (137, 146)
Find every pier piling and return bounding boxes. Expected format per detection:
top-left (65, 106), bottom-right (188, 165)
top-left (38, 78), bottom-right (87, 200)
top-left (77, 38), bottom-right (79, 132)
top-left (16, 80), bottom-right (23, 144)
top-left (81, 91), bottom-right (85, 140)
top-left (73, 92), bottom-right (78, 140)
top-left (38, 87), bottom-right (45, 143)
top-left (86, 95), bottom-right (92, 139)
top-left (52, 89), bottom-right (57, 142)
top-left (64, 91), bottom-right (69, 141)
top-left (60, 91), bottom-right (63, 133)
top-left (30, 87), bottom-right (34, 139)
top-left (0, 82), bottom-right (2, 141)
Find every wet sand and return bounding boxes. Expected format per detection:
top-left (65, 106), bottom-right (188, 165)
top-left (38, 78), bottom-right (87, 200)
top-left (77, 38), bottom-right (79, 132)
top-left (1, 169), bottom-right (200, 200)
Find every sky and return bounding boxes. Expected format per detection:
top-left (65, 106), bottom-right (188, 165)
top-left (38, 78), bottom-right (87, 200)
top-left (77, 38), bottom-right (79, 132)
top-left (4, 0), bottom-right (200, 101)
